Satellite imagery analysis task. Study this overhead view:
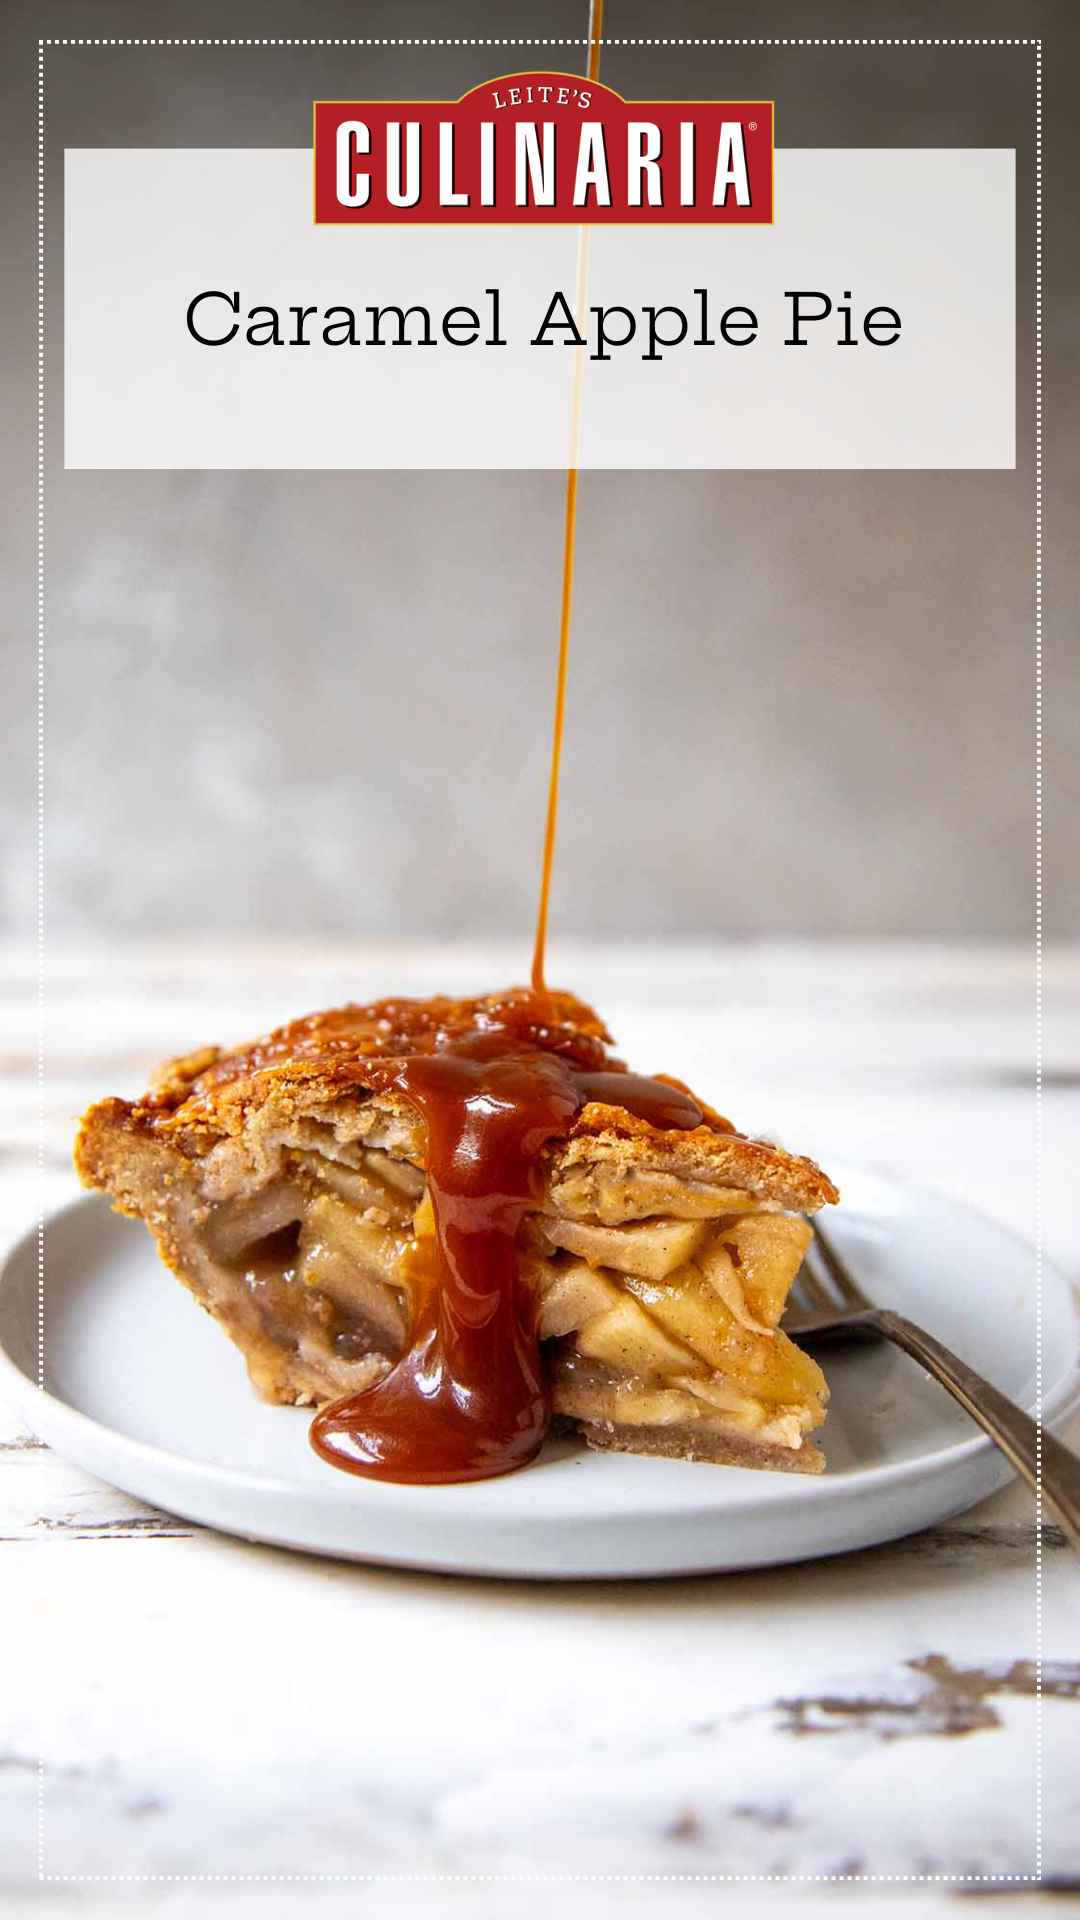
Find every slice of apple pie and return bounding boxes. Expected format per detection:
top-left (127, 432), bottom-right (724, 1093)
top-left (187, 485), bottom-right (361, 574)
top-left (75, 987), bottom-right (838, 1483)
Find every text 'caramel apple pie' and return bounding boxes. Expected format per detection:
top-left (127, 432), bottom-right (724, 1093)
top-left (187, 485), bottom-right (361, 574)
top-left (75, 987), bottom-right (838, 1484)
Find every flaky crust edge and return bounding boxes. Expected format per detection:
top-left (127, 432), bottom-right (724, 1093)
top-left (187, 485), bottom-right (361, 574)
top-left (75, 1065), bottom-right (838, 1217)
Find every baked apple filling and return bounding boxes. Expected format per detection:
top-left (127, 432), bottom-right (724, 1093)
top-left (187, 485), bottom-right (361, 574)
top-left (180, 1144), bottom-right (827, 1470)
top-left (194, 1149), bottom-right (418, 1401)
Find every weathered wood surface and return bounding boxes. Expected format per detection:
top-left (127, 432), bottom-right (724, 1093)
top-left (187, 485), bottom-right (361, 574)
top-left (1, 940), bottom-right (1077, 1907)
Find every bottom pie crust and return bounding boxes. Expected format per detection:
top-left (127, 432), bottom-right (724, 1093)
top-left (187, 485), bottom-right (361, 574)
top-left (556, 1415), bottom-right (825, 1474)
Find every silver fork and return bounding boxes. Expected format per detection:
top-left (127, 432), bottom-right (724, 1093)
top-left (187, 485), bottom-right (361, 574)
top-left (784, 1221), bottom-right (1080, 1553)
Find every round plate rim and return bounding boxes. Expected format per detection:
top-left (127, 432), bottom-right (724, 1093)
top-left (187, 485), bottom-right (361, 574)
top-left (2, 1174), bottom-right (1078, 1535)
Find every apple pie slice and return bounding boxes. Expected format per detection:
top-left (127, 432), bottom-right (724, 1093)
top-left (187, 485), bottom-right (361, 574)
top-left (75, 987), bottom-right (838, 1482)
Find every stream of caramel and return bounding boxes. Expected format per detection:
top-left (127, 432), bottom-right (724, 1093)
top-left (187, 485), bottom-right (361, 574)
top-left (529, 0), bottom-right (605, 995)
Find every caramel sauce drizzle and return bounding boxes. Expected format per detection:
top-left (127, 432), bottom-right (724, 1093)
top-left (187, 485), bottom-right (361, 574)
top-left (310, 991), bottom-right (702, 1485)
top-left (309, 6), bottom-right (679, 1486)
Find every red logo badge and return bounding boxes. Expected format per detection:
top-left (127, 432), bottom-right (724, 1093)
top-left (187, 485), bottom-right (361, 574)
top-left (314, 73), bottom-right (774, 225)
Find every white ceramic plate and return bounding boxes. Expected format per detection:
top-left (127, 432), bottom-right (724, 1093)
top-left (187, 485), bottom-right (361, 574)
top-left (1, 1166), bottom-right (1077, 1578)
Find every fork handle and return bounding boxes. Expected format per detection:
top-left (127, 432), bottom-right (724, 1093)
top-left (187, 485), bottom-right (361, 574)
top-left (874, 1309), bottom-right (1080, 1553)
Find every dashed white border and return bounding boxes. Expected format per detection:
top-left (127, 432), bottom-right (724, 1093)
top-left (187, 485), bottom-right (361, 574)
top-left (36, 36), bottom-right (47, 1886)
top-left (21, 1872), bottom-right (1056, 1887)
top-left (41, 35), bottom-right (1041, 44)
top-left (1033, 33), bottom-right (1044, 1893)
top-left (35, 31), bottom-right (1044, 1890)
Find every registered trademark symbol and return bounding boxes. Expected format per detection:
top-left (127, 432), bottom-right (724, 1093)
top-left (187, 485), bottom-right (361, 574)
top-left (748, 120), bottom-right (758, 131)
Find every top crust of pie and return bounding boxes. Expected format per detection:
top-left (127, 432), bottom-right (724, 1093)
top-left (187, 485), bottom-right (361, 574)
top-left (75, 988), bottom-right (839, 1215)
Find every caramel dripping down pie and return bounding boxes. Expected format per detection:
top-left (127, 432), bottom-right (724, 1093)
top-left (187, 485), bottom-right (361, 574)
top-left (75, 989), bottom-right (839, 1477)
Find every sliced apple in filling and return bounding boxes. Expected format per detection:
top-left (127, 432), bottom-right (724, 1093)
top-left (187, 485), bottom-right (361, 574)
top-left (538, 1214), bottom-right (708, 1280)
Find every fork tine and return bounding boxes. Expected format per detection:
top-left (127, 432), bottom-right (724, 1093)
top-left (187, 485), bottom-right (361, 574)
top-left (811, 1218), bottom-right (872, 1312)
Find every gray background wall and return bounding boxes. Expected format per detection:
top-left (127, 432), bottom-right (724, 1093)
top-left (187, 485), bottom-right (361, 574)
top-left (3, 0), bottom-right (1076, 943)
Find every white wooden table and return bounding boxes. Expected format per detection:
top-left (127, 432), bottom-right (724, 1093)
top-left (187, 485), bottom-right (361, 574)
top-left (2, 939), bottom-right (1077, 1917)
